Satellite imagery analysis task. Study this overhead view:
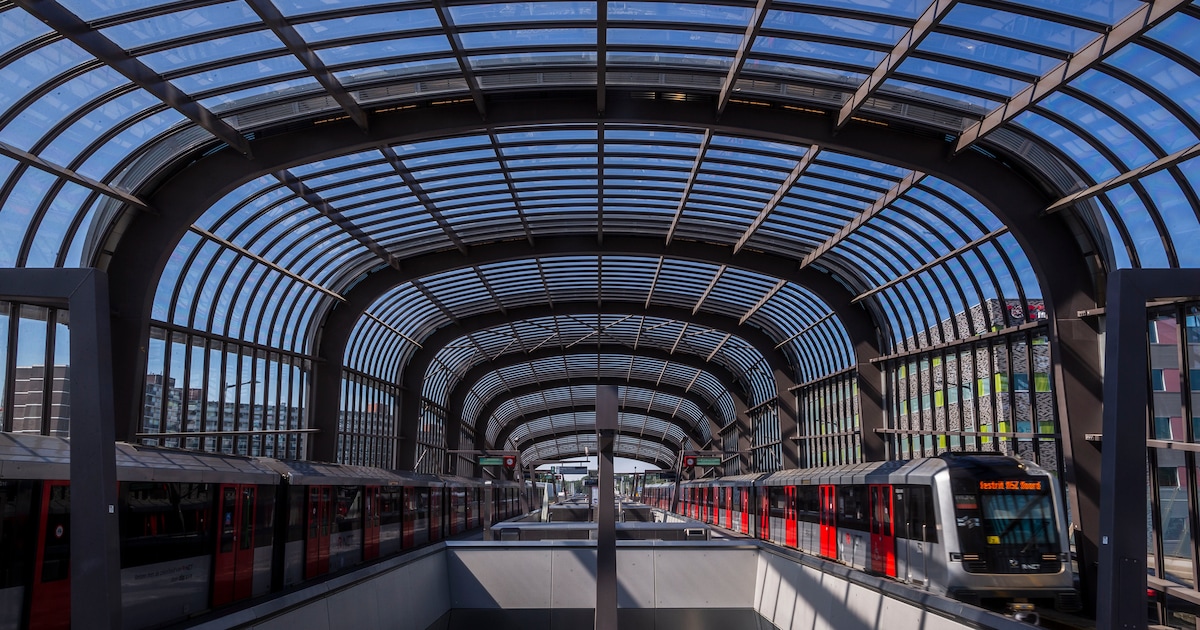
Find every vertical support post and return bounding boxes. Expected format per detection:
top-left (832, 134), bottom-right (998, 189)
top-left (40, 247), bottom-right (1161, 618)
top-left (0, 269), bottom-right (122, 629)
top-left (595, 384), bottom-right (618, 630)
top-left (483, 481), bottom-right (494, 540)
top-left (1097, 269), bottom-right (1151, 630)
top-left (68, 270), bottom-right (122, 630)
top-left (1096, 269), bottom-right (1200, 630)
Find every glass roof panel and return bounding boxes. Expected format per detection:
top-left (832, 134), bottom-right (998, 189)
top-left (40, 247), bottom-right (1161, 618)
top-left (764, 10), bottom-right (906, 46)
top-left (1, 66), bottom-right (130, 152)
top-left (458, 28), bottom-right (596, 50)
top-left (894, 57), bottom-right (1028, 98)
top-left (138, 31), bottom-right (286, 75)
top-left (939, 4), bottom-right (1097, 53)
top-left (772, 0), bottom-right (923, 20)
top-left (609, 2), bottom-right (752, 26)
top-left (0, 8), bottom-right (53, 58)
top-left (449, 1), bottom-right (597, 25)
top-left (1012, 111), bottom-right (1121, 180)
top-left (751, 35), bottom-right (886, 69)
top-left (291, 9), bottom-right (442, 43)
top-left (916, 32), bottom-right (1060, 76)
top-left (0, 40), bottom-right (94, 121)
top-left (1070, 68), bottom-right (1199, 154)
top-left (314, 35), bottom-right (452, 65)
top-left (172, 55), bottom-right (308, 95)
top-left (100, 2), bottom-right (261, 50)
top-left (1002, 0), bottom-right (1144, 25)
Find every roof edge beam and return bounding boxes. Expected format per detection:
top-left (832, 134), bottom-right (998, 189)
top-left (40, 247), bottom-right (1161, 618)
top-left (1045, 142), bottom-right (1200, 215)
top-left (734, 145), bottom-right (821, 253)
top-left (0, 140), bottom-right (151, 212)
top-left (244, 0), bottom-right (369, 130)
top-left (14, 0), bottom-right (252, 157)
top-left (836, 0), bottom-right (959, 129)
top-left (953, 0), bottom-right (1188, 155)
top-left (801, 170), bottom-right (925, 269)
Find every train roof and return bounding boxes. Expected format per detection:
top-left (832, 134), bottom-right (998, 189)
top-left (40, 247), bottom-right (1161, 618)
top-left (263, 459), bottom-right (444, 486)
top-left (0, 433), bottom-right (281, 485)
top-left (681, 473), bottom-right (764, 487)
top-left (758, 458), bottom-right (943, 486)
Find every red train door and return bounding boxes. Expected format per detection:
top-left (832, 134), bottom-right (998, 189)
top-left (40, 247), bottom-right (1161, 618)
top-left (740, 488), bottom-right (750, 534)
top-left (819, 485), bottom-right (837, 560)
top-left (30, 481), bottom-right (70, 630)
top-left (363, 486), bottom-right (380, 561)
top-left (785, 486), bottom-right (798, 548)
top-left (724, 487), bottom-right (733, 529)
top-left (869, 485), bottom-right (897, 577)
top-left (401, 487), bottom-right (415, 549)
top-left (760, 490), bottom-right (769, 539)
top-left (213, 484), bottom-right (257, 606)
top-left (305, 486), bottom-right (332, 578)
top-left (429, 488), bottom-right (443, 542)
top-left (709, 487), bottom-right (718, 524)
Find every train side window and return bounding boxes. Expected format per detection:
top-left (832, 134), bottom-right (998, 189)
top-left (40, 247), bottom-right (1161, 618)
top-left (286, 486), bottom-right (306, 543)
top-left (380, 488), bottom-right (402, 527)
top-left (768, 487), bottom-right (787, 519)
top-left (41, 485), bottom-right (71, 582)
top-left (255, 484), bottom-right (274, 549)
top-left (902, 486), bottom-right (938, 543)
top-left (0, 480), bottom-right (34, 589)
top-left (837, 485), bottom-right (868, 531)
top-left (796, 486), bottom-right (819, 523)
top-left (335, 486), bottom-right (362, 534)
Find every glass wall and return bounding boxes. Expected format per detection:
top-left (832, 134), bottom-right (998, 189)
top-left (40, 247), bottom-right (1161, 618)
top-left (141, 324), bottom-right (310, 459)
top-left (1, 301), bottom-right (71, 437)
top-left (796, 369), bottom-right (861, 467)
top-left (338, 370), bottom-right (399, 468)
top-left (1146, 304), bottom-right (1200, 613)
top-left (882, 322), bottom-right (1059, 474)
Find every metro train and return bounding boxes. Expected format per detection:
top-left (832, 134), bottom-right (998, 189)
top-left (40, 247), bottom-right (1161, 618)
top-left (644, 452), bottom-right (1080, 613)
top-left (0, 433), bottom-right (538, 630)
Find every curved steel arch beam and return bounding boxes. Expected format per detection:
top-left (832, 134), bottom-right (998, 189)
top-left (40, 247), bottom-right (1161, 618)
top-left (529, 446), bottom-right (675, 471)
top-left (476, 376), bottom-right (722, 450)
top-left (494, 404), bottom-right (700, 453)
top-left (446, 344), bottom-right (753, 445)
top-left (515, 427), bottom-right (683, 456)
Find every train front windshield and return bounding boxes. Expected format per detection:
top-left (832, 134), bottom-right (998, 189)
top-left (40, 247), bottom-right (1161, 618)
top-left (953, 477), bottom-right (1062, 574)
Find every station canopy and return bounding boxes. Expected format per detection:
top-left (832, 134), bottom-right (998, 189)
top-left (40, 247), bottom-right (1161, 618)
top-left (0, 0), bottom-right (1197, 470)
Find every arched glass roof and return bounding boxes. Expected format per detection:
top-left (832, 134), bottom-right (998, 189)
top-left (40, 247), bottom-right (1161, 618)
top-left (520, 433), bottom-right (679, 468)
top-left (420, 314), bottom-right (776, 410)
top-left (505, 410), bottom-right (692, 451)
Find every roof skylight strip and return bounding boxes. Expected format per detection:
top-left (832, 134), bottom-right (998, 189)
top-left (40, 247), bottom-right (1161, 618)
top-left (739, 278), bottom-right (788, 325)
top-left (363, 311), bottom-right (424, 348)
top-left (274, 170), bottom-right (399, 268)
top-left (13, 0), bottom-right (252, 157)
top-left (735, 144), bottom-right (820, 253)
top-left (1044, 141), bottom-right (1200, 215)
top-left (0, 138), bottom-right (150, 211)
top-left (665, 129), bottom-right (713, 244)
top-left (245, 0), bottom-right (368, 130)
top-left (189, 224), bottom-right (343, 301)
top-left (717, 0), bottom-right (772, 116)
top-left (836, 0), bottom-right (959, 129)
top-left (692, 264), bottom-right (727, 314)
top-left (801, 170), bottom-right (924, 269)
top-left (952, 0), bottom-right (1188, 155)
top-left (851, 226), bottom-right (1008, 304)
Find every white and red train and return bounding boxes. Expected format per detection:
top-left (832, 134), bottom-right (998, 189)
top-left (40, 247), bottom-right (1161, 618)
top-left (0, 433), bottom-right (535, 630)
top-left (645, 452), bottom-right (1080, 612)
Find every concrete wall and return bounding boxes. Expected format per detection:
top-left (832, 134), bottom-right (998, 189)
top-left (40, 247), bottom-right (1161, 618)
top-left (194, 540), bottom-right (1038, 630)
top-left (754, 546), bottom-right (1034, 630)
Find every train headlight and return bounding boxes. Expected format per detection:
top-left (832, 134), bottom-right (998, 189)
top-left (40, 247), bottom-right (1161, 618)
top-left (950, 552), bottom-right (963, 561)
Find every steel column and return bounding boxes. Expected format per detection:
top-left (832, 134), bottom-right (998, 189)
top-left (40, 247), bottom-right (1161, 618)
top-left (1097, 269), bottom-right (1200, 630)
top-left (0, 269), bottom-right (122, 629)
top-left (595, 384), bottom-right (617, 630)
